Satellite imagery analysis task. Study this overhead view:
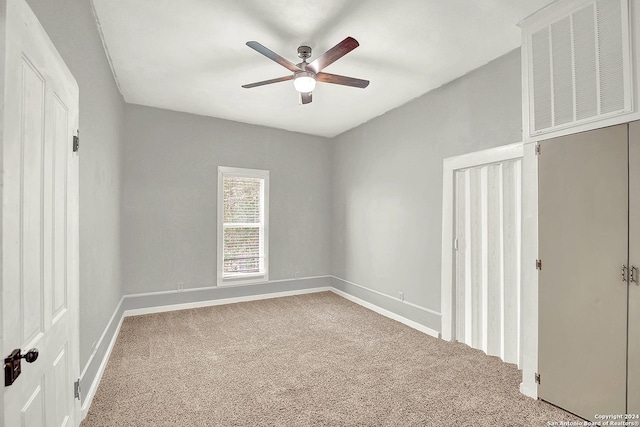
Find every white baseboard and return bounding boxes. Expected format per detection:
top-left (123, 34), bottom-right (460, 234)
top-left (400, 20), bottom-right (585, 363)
top-left (329, 275), bottom-right (442, 317)
top-left (80, 299), bottom-right (125, 419)
top-left (330, 288), bottom-right (440, 338)
top-left (123, 286), bottom-right (332, 317)
top-left (520, 381), bottom-right (538, 399)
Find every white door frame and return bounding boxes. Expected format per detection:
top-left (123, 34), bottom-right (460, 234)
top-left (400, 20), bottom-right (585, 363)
top-left (440, 141), bottom-right (539, 398)
top-left (519, 142), bottom-right (539, 398)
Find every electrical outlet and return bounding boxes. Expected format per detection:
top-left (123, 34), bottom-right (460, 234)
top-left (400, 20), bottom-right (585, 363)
top-left (398, 292), bottom-right (404, 301)
top-left (177, 281), bottom-right (184, 291)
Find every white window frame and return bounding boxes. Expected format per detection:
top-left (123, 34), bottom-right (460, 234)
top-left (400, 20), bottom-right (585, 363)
top-left (217, 166), bottom-right (269, 286)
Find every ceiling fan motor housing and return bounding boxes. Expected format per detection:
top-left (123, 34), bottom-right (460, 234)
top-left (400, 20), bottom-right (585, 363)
top-left (294, 70), bottom-right (316, 80)
top-left (297, 46), bottom-right (312, 60)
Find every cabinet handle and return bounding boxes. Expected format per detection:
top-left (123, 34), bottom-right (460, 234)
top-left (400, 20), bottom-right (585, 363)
top-left (623, 265), bottom-right (629, 282)
top-left (632, 266), bottom-right (639, 285)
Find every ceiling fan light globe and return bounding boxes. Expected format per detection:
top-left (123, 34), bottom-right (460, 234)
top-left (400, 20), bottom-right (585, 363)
top-left (294, 75), bottom-right (316, 93)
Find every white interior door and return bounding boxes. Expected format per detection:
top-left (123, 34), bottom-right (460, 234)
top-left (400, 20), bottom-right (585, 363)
top-left (1, 0), bottom-right (80, 425)
top-left (453, 158), bottom-right (522, 365)
top-left (538, 124), bottom-right (628, 421)
top-left (628, 120), bottom-right (640, 415)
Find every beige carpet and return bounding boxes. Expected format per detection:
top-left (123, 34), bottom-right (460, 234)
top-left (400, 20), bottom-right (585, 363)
top-left (82, 292), bottom-right (579, 426)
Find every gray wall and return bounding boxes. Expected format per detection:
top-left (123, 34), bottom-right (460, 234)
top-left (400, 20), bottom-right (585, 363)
top-left (122, 105), bottom-right (332, 294)
top-left (25, 0), bottom-right (124, 368)
top-left (331, 49), bottom-right (523, 315)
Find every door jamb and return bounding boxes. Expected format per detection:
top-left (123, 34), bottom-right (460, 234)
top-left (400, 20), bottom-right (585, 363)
top-left (1, 0), bottom-right (8, 423)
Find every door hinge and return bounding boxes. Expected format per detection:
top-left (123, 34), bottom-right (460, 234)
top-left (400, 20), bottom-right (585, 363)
top-left (623, 265), bottom-right (629, 282)
top-left (72, 130), bottom-right (79, 153)
top-left (535, 143), bottom-right (541, 155)
top-left (631, 266), bottom-right (639, 285)
top-left (453, 238), bottom-right (459, 251)
top-left (536, 259), bottom-right (542, 270)
top-left (535, 373), bottom-right (541, 384)
top-left (74, 379), bottom-right (81, 400)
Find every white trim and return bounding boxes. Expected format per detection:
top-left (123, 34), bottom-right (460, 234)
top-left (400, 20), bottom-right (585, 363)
top-left (123, 287), bottom-right (332, 317)
top-left (520, 15), bottom-right (531, 144)
top-left (519, 142), bottom-right (540, 399)
top-left (217, 167), bottom-right (269, 178)
top-left (329, 275), bottom-right (442, 317)
top-left (520, 382), bottom-right (538, 399)
top-left (440, 142), bottom-right (524, 341)
top-left (442, 142), bottom-right (524, 171)
top-left (523, 111), bottom-right (640, 143)
top-left (217, 166), bottom-right (270, 286)
top-left (330, 288), bottom-right (440, 338)
top-left (124, 275), bottom-right (332, 298)
top-left (519, 0), bottom-right (594, 28)
top-left (79, 297), bottom-right (124, 379)
top-left (216, 274), bottom-right (267, 287)
top-left (80, 297), bottom-right (124, 420)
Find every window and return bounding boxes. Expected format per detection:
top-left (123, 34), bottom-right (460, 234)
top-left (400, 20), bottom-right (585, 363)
top-left (217, 167), bottom-right (269, 285)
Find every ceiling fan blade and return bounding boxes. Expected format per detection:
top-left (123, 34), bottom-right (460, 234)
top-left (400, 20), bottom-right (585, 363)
top-left (300, 92), bottom-right (312, 105)
top-left (246, 41), bottom-right (301, 72)
top-left (316, 72), bottom-right (369, 88)
top-left (308, 36), bottom-right (359, 73)
top-left (242, 75), bottom-right (293, 89)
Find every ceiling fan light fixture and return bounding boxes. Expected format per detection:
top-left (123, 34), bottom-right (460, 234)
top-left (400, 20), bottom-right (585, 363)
top-left (243, 38), bottom-right (369, 104)
top-left (293, 71), bottom-right (316, 93)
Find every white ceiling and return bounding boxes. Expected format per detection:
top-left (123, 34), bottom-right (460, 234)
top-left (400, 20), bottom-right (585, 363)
top-left (91, 0), bottom-right (552, 138)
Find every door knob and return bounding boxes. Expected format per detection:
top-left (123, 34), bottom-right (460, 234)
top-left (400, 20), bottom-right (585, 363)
top-left (4, 348), bottom-right (39, 387)
top-left (22, 349), bottom-right (39, 363)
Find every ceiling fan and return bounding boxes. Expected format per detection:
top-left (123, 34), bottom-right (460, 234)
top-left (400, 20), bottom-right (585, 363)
top-left (242, 36), bottom-right (369, 105)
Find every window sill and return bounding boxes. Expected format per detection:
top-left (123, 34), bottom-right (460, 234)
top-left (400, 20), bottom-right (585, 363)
top-left (218, 274), bottom-right (268, 287)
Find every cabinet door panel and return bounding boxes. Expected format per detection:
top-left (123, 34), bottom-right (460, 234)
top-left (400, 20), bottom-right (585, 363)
top-left (538, 124), bottom-right (628, 420)
top-left (628, 120), bottom-right (640, 415)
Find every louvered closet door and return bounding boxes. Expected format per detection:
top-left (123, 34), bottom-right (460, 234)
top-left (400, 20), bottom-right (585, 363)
top-left (628, 121), bottom-right (640, 415)
top-left (538, 124), bottom-right (628, 421)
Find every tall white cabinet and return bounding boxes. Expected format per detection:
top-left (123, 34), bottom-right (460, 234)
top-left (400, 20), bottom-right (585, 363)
top-left (537, 121), bottom-right (639, 420)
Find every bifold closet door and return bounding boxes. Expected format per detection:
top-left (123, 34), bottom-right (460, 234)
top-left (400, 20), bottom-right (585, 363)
top-left (628, 121), bottom-right (640, 415)
top-left (538, 124), bottom-right (628, 420)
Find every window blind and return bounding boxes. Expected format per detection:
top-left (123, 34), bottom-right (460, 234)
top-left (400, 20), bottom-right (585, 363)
top-left (223, 176), bottom-right (264, 276)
